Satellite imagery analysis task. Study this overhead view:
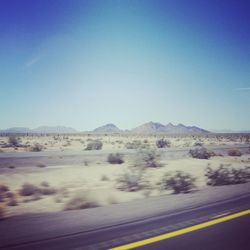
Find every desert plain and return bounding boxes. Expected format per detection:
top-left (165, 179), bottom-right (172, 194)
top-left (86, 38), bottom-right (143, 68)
top-left (0, 133), bottom-right (250, 218)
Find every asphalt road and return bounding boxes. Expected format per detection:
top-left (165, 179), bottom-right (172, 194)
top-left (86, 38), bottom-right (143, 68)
top-left (135, 214), bottom-right (250, 250)
top-left (0, 144), bottom-right (249, 168)
top-left (1, 194), bottom-right (250, 250)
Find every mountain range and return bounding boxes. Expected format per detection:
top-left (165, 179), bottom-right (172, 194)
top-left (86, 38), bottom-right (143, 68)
top-left (0, 126), bottom-right (78, 134)
top-left (91, 122), bottom-right (209, 134)
top-left (130, 122), bottom-right (209, 134)
top-left (0, 122), bottom-right (211, 134)
top-left (2, 122), bottom-right (250, 134)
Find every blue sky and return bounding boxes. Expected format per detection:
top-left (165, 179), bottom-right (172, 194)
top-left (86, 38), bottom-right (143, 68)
top-left (0, 0), bottom-right (249, 131)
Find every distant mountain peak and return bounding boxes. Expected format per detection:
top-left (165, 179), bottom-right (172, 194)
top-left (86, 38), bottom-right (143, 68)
top-left (166, 122), bottom-right (174, 127)
top-left (131, 122), bottom-right (166, 133)
top-left (131, 122), bottom-right (209, 134)
top-left (93, 123), bottom-right (121, 133)
top-left (177, 123), bottom-right (185, 127)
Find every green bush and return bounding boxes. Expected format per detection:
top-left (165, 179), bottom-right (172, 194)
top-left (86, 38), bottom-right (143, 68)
top-left (156, 139), bottom-right (170, 148)
top-left (161, 171), bottom-right (196, 194)
top-left (107, 153), bottom-right (124, 164)
top-left (205, 165), bottom-right (250, 186)
top-left (85, 140), bottom-right (103, 150)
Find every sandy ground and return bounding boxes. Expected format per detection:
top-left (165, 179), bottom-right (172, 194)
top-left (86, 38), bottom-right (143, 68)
top-left (0, 133), bottom-right (249, 153)
top-left (0, 134), bottom-right (250, 218)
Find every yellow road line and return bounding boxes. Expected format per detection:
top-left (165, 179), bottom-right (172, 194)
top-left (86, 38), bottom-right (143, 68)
top-left (212, 212), bottom-right (230, 219)
top-left (110, 209), bottom-right (250, 250)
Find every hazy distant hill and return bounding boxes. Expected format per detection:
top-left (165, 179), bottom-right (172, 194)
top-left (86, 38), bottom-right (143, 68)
top-left (1, 126), bottom-right (78, 134)
top-left (93, 123), bottom-right (121, 133)
top-left (211, 129), bottom-right (250, 133)
top-left (131, 122), bottom-right (209, 134)
top-left (32, 126), bottom-right (78, 134)
top-left (0, 127), bottom-right (31, 133)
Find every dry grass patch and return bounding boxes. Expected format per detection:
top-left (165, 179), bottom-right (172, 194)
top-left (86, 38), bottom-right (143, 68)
top-left (64, 193), bottom-right (100, 210)
top-left (19, 182), bottom-right (57, 197)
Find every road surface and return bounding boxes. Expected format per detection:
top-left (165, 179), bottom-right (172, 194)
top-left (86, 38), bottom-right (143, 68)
top-left (0, 144), bottom-right (249, 168)
top-left (132, 213), bottom-right (250, 250)
top-left (1, 192), bottom-right (250, 250)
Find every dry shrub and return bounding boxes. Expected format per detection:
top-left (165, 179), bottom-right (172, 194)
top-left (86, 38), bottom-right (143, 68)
top-left (5, 191), bottom-right (15, 198)
top-left (85, 140), bottom-right (103, 150)
top-left (7, 197), bottom-right (18, 206)
top-left (41, 181), bottom-right (49, 187)
top-left (0, 206), bottom-right (5, 219)
top-left (101, 175), bottom-right (110, 181)
top-left (227, 149), bottom-right (242, 157)
top-left (205, 165), bottom-right (250, 186)
top-left (0, 184), bottom-right (9, 193)
top-left (54, 187), bottom-right (69, 203)
top-left (116, 150), bottom-right (161, 192)
top-left (19, 182), bottom-right (56, 197)
top-left (8, 136), bottom-right (19, 147)
top-left (125, 140), bottom-right (143, 149)
top-left (30, 144), bottom-right (43, 152)
top-left (189, 147), bottom-right (215, 159)
top-left (116, 170), bottom-right (145, 192)
top-left (64, 193), bottom-right (100, 210)
top-left (0, 184), bottom-right (9, 202)
top-left (36, 163), bottom-right (47, 168)
top-left (40, 186), bottom-right (56, 195)
top-left (161, 171), bottom-right (196, 194)
top-left (107, 153), bottom-right (124, 164)
top-left (156, 138), bottom-right (171, 148)
top-left (19, 183), bottom-right (40, 196)
top-left (134, 150), bottom-right (162, 169)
